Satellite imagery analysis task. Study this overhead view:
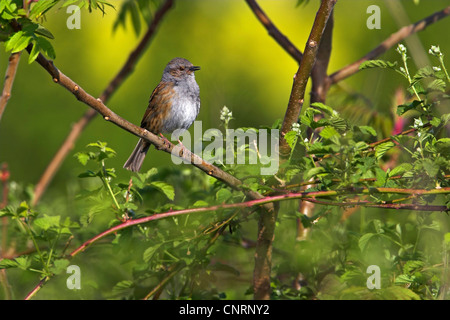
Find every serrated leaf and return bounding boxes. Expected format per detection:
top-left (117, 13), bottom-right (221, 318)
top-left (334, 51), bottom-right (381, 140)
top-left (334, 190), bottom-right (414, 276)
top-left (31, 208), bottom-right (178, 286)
top-left (0, 258), bottom-right (19, 269)
top-left (435, 138), bottom-right (450, 153)
top-left (421, 158), bottom-right (439, 177)
top-left (112, 280), bottom-right (135, 295)
top-left (311, 102), bottom-right (334, 115)
top-left (50, 259), bottom-right (70, 275)
top-left (319, 126), bottom-right (340, 140)
top-left (388, 163), bottom-right (412, 177)
top-left (375, 141), bottom-right (394, 160)
top-left (284, 131), bottom-right (298, 150)
top-left (33, 214), bottom-right (60, 231)
top-left (412, 65), bottom-right (435, 84)
top-left (74, 152), bottom-right (91, 166)
top-left (427, 79), bottom-right (446, 92)
top-left (358, 125), bottom-right (377, 136)
top-left (359, 60), bottom-right (398, 70)
top-left (216, 188), bottom-right (232, 203)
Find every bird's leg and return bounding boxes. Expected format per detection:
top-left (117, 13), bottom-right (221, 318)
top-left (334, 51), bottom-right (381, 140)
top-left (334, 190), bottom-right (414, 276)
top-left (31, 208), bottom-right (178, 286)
top-left (159, 133), bottom-right (171, 146)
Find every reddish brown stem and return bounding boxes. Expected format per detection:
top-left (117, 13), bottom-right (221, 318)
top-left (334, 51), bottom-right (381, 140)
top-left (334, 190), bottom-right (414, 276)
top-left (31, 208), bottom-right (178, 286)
top-left (0, 52), bottom-right (21, 121)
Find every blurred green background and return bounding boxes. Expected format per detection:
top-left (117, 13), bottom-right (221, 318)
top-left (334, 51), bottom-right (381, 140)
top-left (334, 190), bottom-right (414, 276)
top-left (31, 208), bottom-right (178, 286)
top-left (1, 0), bottom-right (450, 299)
top-left (1, 0), bottom-right (450, 194)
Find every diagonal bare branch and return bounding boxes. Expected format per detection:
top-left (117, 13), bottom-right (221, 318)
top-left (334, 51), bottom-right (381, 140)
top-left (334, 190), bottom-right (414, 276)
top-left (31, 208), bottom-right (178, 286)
top-left (32, 0), bottom-right (175, 207)
top-left (245, 0), bottom-right (303, 64)
top-left (279, 0), bottom-right (336, 158)
top-left (0, 52), bottom-right (21, 122)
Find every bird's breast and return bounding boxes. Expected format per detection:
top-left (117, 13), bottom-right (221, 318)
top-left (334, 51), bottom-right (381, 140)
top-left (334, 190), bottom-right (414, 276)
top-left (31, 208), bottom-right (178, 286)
top-left (162, 82), bottom-right (200, 134)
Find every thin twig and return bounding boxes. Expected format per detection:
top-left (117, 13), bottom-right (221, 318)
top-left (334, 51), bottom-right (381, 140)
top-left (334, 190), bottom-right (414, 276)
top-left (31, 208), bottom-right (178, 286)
top-left (0, 52), bottom-right (21, 121)
top-left (245, 0), bottom-right (303, 64)
top-left (31, 0), bottom-right (175, 207)
top-left (329, 5), bottom-right (450, 84)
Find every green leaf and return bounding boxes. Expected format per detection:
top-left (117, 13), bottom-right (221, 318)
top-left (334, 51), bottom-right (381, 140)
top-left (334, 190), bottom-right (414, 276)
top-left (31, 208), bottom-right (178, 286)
top-left (403, 260), bottom-right (424, 274)
top-left (0, 258), bottom-right (19, 269)
top-left (303, 166), bottom-right (326, 181)
top-left (112, 280), bottom-right (135, 296)
top-left (5, 31), bottom-right (24, 52)
top-left (192, 200), bottom-right (209, 207)
top-left (74, 152), bottom-right (91, 166)
top-left (396, 100), bottom-right (423, 116)
top-left (359, 60), bottom-right (398, 70)
top-left (216, 188), bottom-right (232, 203)
top-left (35, 36), bottom-right (55, 59)
top-left (35, 25), bottom-right (55, 39)
top-left (382, 286), bottom-right (420, 300)
top-left (62, 0), bottom-right (81, 8)
top-left (49, 259), bottom-right (70, 275)
top-left (30, 0), bottom-right (58, 19)
top-left (149, 181), bottom-right (175, 201)
top-left (411, 65), bottom-right (435, 85)
top-left (427, 79), bottom-right (446, 92)
top-left (11, 34), bottom-right (31, 53)
top-left (374, 142), bottom-right (395, 160)
top-left (421, 158), bottom-right (439, 178)
top-left (435, 138), bottom-right (450, 153)
top-left (319, 126), bottom-right (340, 140)
top-left (357, 125), bottom-right (377, 136)
top-left (33, 214), bottom-right (60, 231)
top-left (143, 244), bottom-right (161, 263)
top-left (284, 131), bottom-right (298, 150)
top-left (388, 163), bottom-right (412, 177)
top-left (28, 42), bottom-right (40, 64)
top-left (310, 102), bottom-right (334, 115)
top-left (358, 233), bottom-right (376, 252)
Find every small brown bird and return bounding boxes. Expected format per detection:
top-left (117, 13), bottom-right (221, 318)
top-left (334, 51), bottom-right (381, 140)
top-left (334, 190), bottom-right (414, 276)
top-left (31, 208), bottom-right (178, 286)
top-left (123, 58), bottom-right (201, 172)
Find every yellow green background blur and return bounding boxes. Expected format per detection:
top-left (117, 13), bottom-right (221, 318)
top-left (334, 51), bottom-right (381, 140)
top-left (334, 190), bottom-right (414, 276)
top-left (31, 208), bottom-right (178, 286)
top-left (1, 0), bottom-right (450, 194)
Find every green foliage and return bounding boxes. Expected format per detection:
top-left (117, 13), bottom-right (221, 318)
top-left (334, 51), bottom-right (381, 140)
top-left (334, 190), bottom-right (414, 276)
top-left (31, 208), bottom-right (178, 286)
top-left (113, 0), bottom-right (163, 36)
top-left (1, 5), bottom-right (449, 301)
top-left (0, 0), bottom-right (113, 63)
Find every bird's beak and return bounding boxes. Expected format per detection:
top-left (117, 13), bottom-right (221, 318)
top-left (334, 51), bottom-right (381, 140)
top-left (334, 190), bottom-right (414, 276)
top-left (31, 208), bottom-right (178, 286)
top-left (190, 66), bottom-right (201, 72)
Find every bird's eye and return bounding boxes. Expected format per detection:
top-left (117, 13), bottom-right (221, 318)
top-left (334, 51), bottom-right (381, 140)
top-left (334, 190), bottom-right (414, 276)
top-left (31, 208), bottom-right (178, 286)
top-left (179, 66), bottom-right (185, 71)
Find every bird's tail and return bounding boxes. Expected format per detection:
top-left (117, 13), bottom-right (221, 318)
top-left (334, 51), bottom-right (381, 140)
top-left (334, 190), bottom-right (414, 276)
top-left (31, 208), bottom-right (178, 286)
top-left (123, 139), bottom-right (151, 172)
